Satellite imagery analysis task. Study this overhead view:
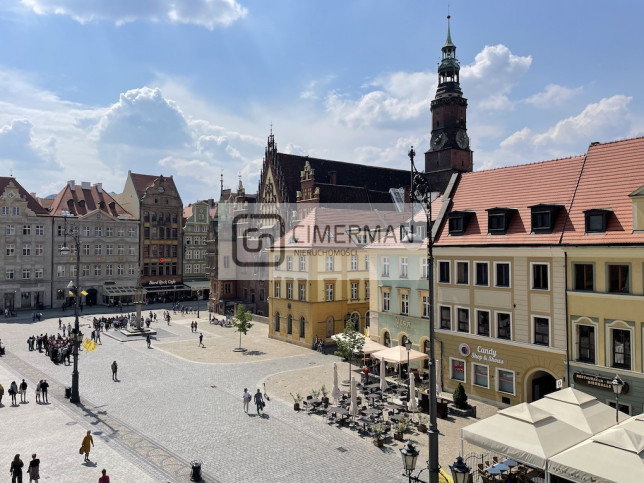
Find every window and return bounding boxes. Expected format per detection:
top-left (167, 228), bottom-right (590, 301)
top-left (299, 256), bottom-right (306, 271)
top-left (421, 258), bottom-right (428, 279)
top-left (584, 209), bottom-right (610, 233)
top-left (223, 256), bottom-right (230, 269)
top-left (612, 329), bottom-right (631, 370)
top-left (6, 244), bottom-right (14, 256)
top-left (6, 269), bottom-right (14, 279)
top-left (533, 316), bottom-right (550, 346)
top-left (35, 225), bottom-right (44, 235)
top-left (128, 227), bottom-right (136, 237)
top-left (382, 257), bottom-right (390, 276)
top-left (1, 206), bottom-right (7, 215)
top-left (299, 283), bottom-right (306, 301)
top-left (23, 225), bottom-right (31, 235)
top-left (6, 224), bottom-right (14, 235)
top-left (497, 369), bottom-right (515, 394)
top-left (22, 269), bottom-right (30, 279)
top-left (532, 263), bottom-right (549, 290)
top-left (185, 264), bottom-right (192, 274)
top-left (448, 215), bottom-right (464, 234)
top-left (106, 227), bottom-right (113, 237)
top-left (286, 282), bottom-right (293, 300)
top-left (351, 282), bottom-right (358, 300)
top-left (608, 264), bottom-right (629, 293)
top-left (325, 283), bottom-right (334, 302)
top-left (57, 265), bottom-right (65, 277)
top-left (128, 264), bottom-right (136, 275)
top-left (456, 261), bottom-right (469, 285)
top-left (274, 312), bottom-right (280, 332)
top-left (574, 263), bottom-right (594, 291)
top-left (129, 246), bottom-right (136, 256)
top-left (12, 207), bottom-right (19, 215)
top-left (83, 226), bottom-right (90, 237)
top-left (117, 227), bottom-right (125, 237)
top-left (34, 269), bottom-right (43, 279)
top-left (477, 310), bottom-right (490, 336)
top-left (105, 264), bottom-right (113, 276)
top-left (94, 226), bottom-right (102, 236)
top-left (82, 244), bottom-right (90, 255)
top-left (450, 358), bottom-right (465, 381)
top-left (95, 245), bottom-right (102, 255)
top-left (438, 261), bottom-right (450, 283)
top-left (577, 325), bottom-right (595, 364)
top-left (475, 262), bottom-right (489, 286)
top-left (400, 257), bottom-right (408, 278)
top-left (287, 315), bottom-right (293, 335)
top-left (351, 255), bottom-right (358, 271)
top-left (117, 245), bottom-right (125, 255)
top-left (94, 265), bottom-right (101, 276)
top-left (299, 317), bottom-right (306, 338)
top-left (325, 256), bottom-right (334, 272)
top-left (401, 293), bottom-right (409, 315)
top-left (487, 208), bottom-right (513, 235)
top-left (117, 264), bottom-right (124, 276)
top-left (440, 306), bottom-right (451, 330)
top-left (365, 255), bottom-right (370, 270)
top-left (35, 244), bottom-right (43, 256)
top-left (106, 244), bottom-right (114, 255)
top-left (22, 244), bottom-right (31, 256)
top-left (224, 283), bottom-right (232, 294)
top-left (495, 262), bottom-right (510, 287)
top-left (383, 292), bottom-right (390, 312)
top-left (457, 308), bottom-right (469, 333)
top-left (422, 295), bottom-right (430, 318)
top-left (365, 281), bottom-right (370, 299)
top-left (497, 312), bottom-right (512, 340)
top-left (274, 281), bottom-right (280, 298)
top-left (473, 364), bottom-right (489, 388)
top-left (530, 204), bottom-right (561, 233)
top-left (287, 256), bottom-right (292, 271)
top-left (82, 265), bottom-right (90, 276)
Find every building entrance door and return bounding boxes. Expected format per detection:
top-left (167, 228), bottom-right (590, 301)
top-left (325, 316), bottom-right (335, 339)
top-left (531, 371), bottom-right (557, 401)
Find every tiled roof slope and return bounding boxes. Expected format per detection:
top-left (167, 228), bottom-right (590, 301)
top-left (49, 182), bottom-right (134, 219)
top-left (435, 155), bottom-right (585, 246)
top-left (562, 137), bottom-right (644, 244)
top-left (0, 177), bottom-right (48, 215)
top-left (276, 153), bottom-right (410, 203)
top-left (130, 172), bottom-right (179, 199)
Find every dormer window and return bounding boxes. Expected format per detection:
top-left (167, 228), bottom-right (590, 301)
top-left (486, 208), bottom-right (516, 235)
top-left (448, 211), bottom-right (473, 236)
top-left (584, 209), bottom-right (611, 233)
top-left (529, 204), bottom-right (563, 234)
top-left (78, 200), bottom-right (85, 208)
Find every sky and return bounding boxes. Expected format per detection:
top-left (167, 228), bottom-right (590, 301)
top-left (1, 0), bottom-right (643, 203)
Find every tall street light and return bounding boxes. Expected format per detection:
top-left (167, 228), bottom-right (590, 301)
top-left (408, 146), bottom-right (440, 483)
top-left (611, 374), bottom-right (624, 423)
top-left (59, 213), bottom-right (82, 404)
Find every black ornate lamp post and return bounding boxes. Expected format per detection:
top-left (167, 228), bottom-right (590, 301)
top-left (408, 146), bottom-right (440, 483)
top-left (449, 456), bottom-right (472, 483)
top-left (59, 213), bottom-right (82, 404)
top-left (611, 374), bottom-right (624, 423)
top-left (401, 440), bottom-right (471, 483)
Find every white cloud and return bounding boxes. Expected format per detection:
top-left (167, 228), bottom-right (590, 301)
top-left (20, 0), bottom-right (247, 28)
top-left (524, 84), bottom-right (583, 108)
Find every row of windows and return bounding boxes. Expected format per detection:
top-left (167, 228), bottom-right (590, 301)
top-left (574, 323), bottom-right (634, 370)
top-left (185, 250), bottom-right (205, 260)
top-left (56, 225), bottom-right (137, 238)
top-left (450, 358), bottom-right (516, 395)
top-left (143, 226), bottom-right (178, 240)
top-left (142, 263), bottom-right (178, 277)
top-left (1, 206), bottom-right (21, 216)
top-left (184, 264), bottom-right (206, 274)
top-left (58, 244), bottom-right (137, 256)
top-left (55, 264), bottom-right (137, 277)
top-left (2, 224), bottom-right (45, 235)
top-left (185, 236), bottom-right (207, 245)
top-left (381, 257), bottom-right (427, 278)
top-left (573, 262), bottom-right (633, 293)
top-left (274, 313), bottom-right (307, 338)
top-left (144, 245), bottom-right (178, 258)
top-left (278, 255), bottom-right (372, 273)
top-left (143, 211), bottom-right (180, 224)
top-left (5, 269), bottom-right (44, 280)
top-left (5, 244), bottom-right (45, 256)
top-left (273, 280), bottom-right (370, 302)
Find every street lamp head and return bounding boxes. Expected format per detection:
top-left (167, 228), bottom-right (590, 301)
top-left (60, 246), bottom-right (71, 255)
top-left (612, 375), bottom-right (624, 396)
top-left (449, 456), bottom-right (472, 483)
top-left (400, 440), bottom-right (419, 473)
top-left (405, 339), bottom-right (412, 352)
top-left (67, 280), bottom-right (75, 289)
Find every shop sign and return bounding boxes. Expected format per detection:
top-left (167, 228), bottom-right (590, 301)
top-left (573, 372), bottom-right (630, 394)
top-left (470, 345), bottom-right (505, 365)
top-left (145, 280), bottom-right (177, 286)
top-left (395, 318), bottom-right (412, 330)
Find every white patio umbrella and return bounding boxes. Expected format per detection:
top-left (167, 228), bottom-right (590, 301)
top-left (332, 362), bottom-right (341, 404)
top-left (349, 377), bottom-right (359, 420)
top-left (379, 358), bottom-right (387, 396)
top-left (409, 373), bottom-right (417, 412)
top-left (371, 345), bottom-right (429, 363)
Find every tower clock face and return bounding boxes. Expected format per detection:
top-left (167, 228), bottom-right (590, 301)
top-left (431, 132), bottom-right (447, 150)
top-left (456, 130), bottom-right (470, 149)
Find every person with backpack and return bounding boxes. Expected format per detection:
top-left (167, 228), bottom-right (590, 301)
top-left (254, 388), bottom-right (265, 415)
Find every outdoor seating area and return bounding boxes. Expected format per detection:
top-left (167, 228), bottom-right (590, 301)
top-left (474, 456), bottom-right (544, 482)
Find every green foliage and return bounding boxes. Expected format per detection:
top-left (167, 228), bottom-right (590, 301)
top-left (320, 384), bottom-right (329, 398)
top-left (334, 322), bottom-right (365, 362)
top-left (231, 306), bottom-right (253, 335)
top-left (311, 388), bottom-right (321, 398)
top-left (370, 422), bottom-right (385, 439)
top-left (395, 415), bottom-right (411, 434)
top-left (290, 392), bottom-right (303, 404)
top-left (453, 382), bottom-right (469, 409)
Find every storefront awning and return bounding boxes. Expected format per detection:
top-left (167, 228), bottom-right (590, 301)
top-left (144, 284), bottom-right (188, 293)
top-left (184, 280), bottom-right (211, 290)
top-left (102, 285), bottom-right (142, 296)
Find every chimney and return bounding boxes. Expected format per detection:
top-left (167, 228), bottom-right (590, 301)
top-left (94, 183), bottom-right (103, 193)
top-left (329, 171), bottom-right (337, 185)
top-left (81, 181), bottom-right (90, 190)
top-left (68, 180), bottom-right (75, 191)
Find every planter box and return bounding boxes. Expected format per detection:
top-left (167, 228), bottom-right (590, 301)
top-left (448, 403), bottom-right (477, 418)
top-left (418, 424), bottom-right (427, 433)
top-left (394, 432), bottom-right (404, 441)
top-left (373, 439), bottom-right (384, 447)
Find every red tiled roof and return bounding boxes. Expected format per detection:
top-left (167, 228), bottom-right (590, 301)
top-left (562, 137), bottom-right (644, 244)
top-left (49, 182), bottom-right (134, 219)
top-left (130, 172), bottom-right (179, 200)
top-left (0, 177), bottom-right (48, 215)
top-left (435, 156), bottom-right (586, 246)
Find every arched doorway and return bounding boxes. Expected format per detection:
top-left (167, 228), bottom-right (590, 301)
top-left (527, 370), bottom-right (557, 402)
top-left (383, 330), bottom-right (391, 347)
top-left (86, 288), bottom-right (98, 306)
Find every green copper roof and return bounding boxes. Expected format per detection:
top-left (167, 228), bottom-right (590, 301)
top-left (443, 15), bottom-right (455, 49)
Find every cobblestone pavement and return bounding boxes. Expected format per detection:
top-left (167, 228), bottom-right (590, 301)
top-left (0, 306), bottom-right (498, 482)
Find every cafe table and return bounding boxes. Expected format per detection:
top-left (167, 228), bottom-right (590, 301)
top-left (503, 459), bottom-right (518, 468)
top-left (484, 466), bottom-right (502, 476)
top-left (363, 407), bottom-right (382, 417)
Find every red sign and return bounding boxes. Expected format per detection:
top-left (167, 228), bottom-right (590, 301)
top-left (159, 258), bottom-right (166, 262)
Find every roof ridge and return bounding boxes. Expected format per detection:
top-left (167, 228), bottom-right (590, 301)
top-left (469, 154), bottom-right (585, 176)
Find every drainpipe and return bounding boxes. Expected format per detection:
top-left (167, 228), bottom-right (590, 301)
top-left (564, 251), bottom-right (571, 387)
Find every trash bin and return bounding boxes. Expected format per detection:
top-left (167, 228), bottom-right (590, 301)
top-left (190, 460), bottom-right (203, 482)
top-left (65, 387), bottom-right (72, 399)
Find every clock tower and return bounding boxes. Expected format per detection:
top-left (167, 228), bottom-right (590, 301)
top-left (425, 15), bottom-right (473, 175)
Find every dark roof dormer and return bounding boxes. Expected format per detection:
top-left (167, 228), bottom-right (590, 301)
top-left (448, 210), bottom-right (474, 236)
top-left (584, 209), bottom-right (612, 233)
top-left (529, 204), bottom-right (563, 234)
top-left (486, 207), bottom-right (517, 235)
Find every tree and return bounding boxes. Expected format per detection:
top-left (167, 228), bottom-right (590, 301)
top-left (334, 322), bottom-right (365, 384)
top-left (453, 382), bottom-right (469, 409)
top-left (231, 306), bottom-right (253, 352)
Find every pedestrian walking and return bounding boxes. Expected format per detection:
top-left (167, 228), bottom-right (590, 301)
top-left (10, 454), bottom-right (23, 483)
top-left (96, 330), bottom-right (101, 345)
top-left (194, 321), bottom-right (198, 331)
top-left (19, 379), bottom-right (28, 403)
top-left (27, 453), bottom-right (40, 483)
top-left (198, 332), bottom-right (204, 347)
top-left (98, 468), bottom-right (110, 483)
top-left (58, 318), bottom-right (62, 329)
top-left (0, 382), bottom-right (4, 405)
top-left (35, 380), bottom-right (42, 404)
top-left (254, 388), bottom-right (264, 415)
top-left (146, 335), bottom-right (151, 349)
top-left (40, 380), bottom-right (49, 403)
top-left (243, 388), bottom-right (251, 413)
top-left (80, 430), bottom-right (94, 462)
top-left (9, 381), bottom-right (18, 405)
top-left (111, 361), bottom-right (118, 381)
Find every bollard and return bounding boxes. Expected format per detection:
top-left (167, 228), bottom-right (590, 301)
top-left (65, 387), bottom-right (72, 398)
top-left (190, 459), bottom-right (203, 482)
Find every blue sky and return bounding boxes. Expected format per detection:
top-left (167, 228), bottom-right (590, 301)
top-left (1, 0), bottom-right (643, 202)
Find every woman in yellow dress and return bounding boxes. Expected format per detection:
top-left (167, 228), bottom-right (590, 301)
top-left (80, 430), bottom-right (94, 462)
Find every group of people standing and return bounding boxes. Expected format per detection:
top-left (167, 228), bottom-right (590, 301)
top-left (9, 453), bottom-right (40, 483)
top-left (0, 379), bottom-right (49, 406)
top-left (242, 387), bottom-right (266, 415)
